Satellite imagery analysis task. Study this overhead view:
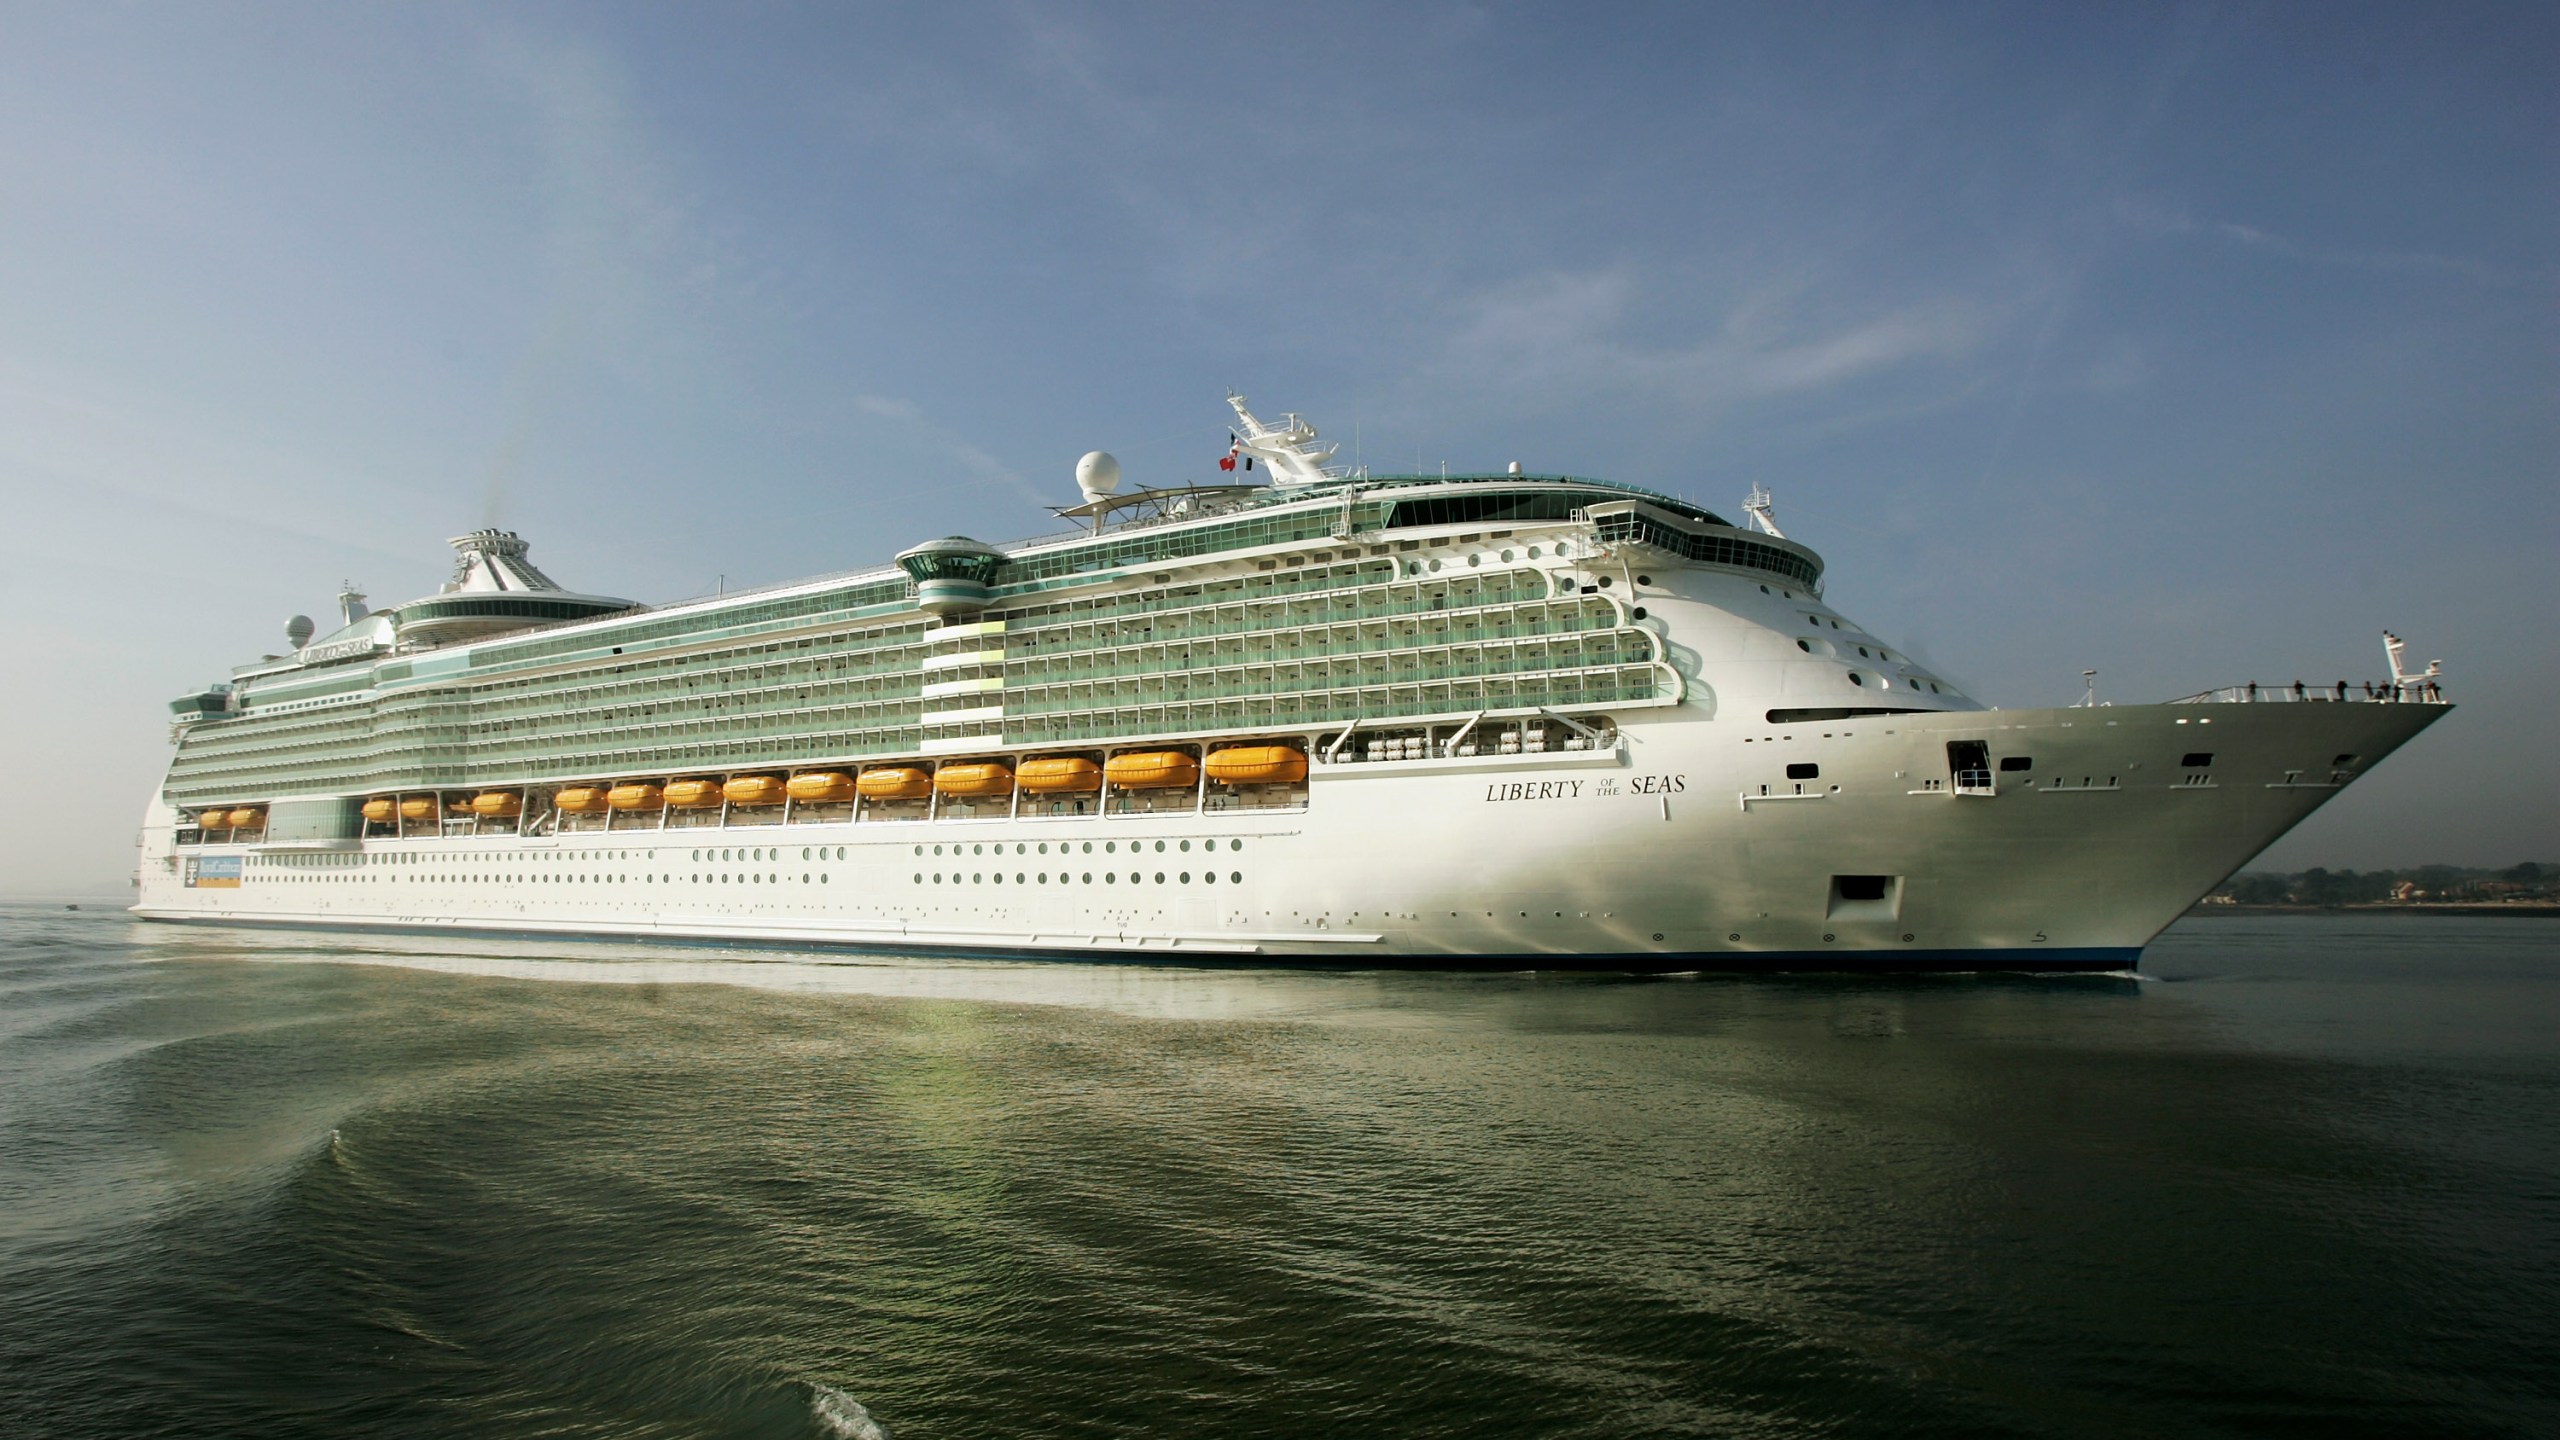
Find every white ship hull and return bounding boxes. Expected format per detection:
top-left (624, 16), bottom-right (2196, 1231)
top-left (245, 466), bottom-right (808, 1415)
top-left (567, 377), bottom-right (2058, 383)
top-left (132, 697), bottom-right (2441, 971)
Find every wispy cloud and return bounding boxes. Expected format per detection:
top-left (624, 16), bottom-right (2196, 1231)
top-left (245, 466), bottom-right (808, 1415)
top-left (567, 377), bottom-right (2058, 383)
top-left (2115, 196), bottom-right (2523, 286)
top-left (1428, 269), bottom-right (1994, 414)
top-left (850, 392), bottom-right (1043, 510)
top-left (474, 27), bottom-right (740, 522)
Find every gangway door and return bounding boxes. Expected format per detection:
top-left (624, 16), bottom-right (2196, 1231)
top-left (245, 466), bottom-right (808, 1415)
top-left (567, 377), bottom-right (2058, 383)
top-left (1946, 740), bottom-right (1992, 795)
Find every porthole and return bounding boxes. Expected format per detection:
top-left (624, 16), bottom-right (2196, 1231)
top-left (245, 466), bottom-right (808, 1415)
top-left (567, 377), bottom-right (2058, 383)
top-left (1633, 607), bottom-right (1648, 620)
top-left (1637, 574), bottom-right (1652, 585)
top-left (1500, 549), bottom-right (1514, 562)
top-left (1759, 584), bottom-right (1770, 594)
top-left (972, 873), bottom-right (982, 884)
top-left (1231, 839), bottom-right (1243, 851)
top-left (1179, 840), bottom-right (1191, 852)
top-left (1428, 559), bottom-right (1442, 572)
top-left (1082, 872), bottom-right (1093, 884)
top-left (913, 874), bottom-right (922, 884)
top-left (1597, 575), bottom-right (1612, 587)
top-left (1038, 842), bottom-right (1049, 854)
top-left (1154, 840), bottom-right (1166, 853)
top-left (1797, 639), bottom-right (1812, 652)
top-left (973, 843), bottom-right (984, 855)
top-left (1204, 871), bottom-right (1217, 884)
top-left (933, 844), bottom-right (944, 856)
top-left (1847, 672), bottom-right (1865, 686)
top-left (1015, 873), bottom-right (1024, 884)
top-left (1082, 842), bottom-right (1093, 854)
top-left (1230, 871), bottom-right (1242, 884)
top-left (913, 845), bottom-right (923, 856)
top-left (1180, 872), bottom-right (1192, 883)
top-left (1527, 545), bottom-right (1542, 559)
top-left (1105, 841), bottom-right (1117, 854)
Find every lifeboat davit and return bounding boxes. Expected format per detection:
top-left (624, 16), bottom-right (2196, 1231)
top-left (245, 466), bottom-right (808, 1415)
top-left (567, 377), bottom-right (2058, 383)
top-left (607, 782), bottom-right (664, 811)
top-left (1106, 751), bottom-right (1200, 789)
top-left (1205, 745), bottom-right (1308, 785)
top-left (471, 792), bottom-right (522, 817)
top-left (934, 762), bottom-right (1014, 798)
top-left (398, 796), bottom-right (439, 821)
top-left (785, 771), bottom-right (857, 803)
top-left (361, 798), bottom-right (394, 823)
top-left (554, 785), bottom-right (609, 813)
top-left (723, 775), bottom-right (788, 806)
top-left (226, 807), bottom-right (265, 829)
top-left (1017, 756), bottom-right (1103, 793)
top-left (856, 767), bottom-right (932, 801)
top-left (664, 778), bottom-right (722, 809)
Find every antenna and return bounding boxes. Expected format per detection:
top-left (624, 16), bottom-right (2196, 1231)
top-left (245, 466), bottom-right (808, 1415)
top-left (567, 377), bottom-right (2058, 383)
top-left (1743, 484), bottom-right (1785, 538)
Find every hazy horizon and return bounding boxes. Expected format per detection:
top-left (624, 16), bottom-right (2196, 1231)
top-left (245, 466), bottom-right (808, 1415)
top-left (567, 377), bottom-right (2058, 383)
top-left (2, 2), bottom-right (2551, 898)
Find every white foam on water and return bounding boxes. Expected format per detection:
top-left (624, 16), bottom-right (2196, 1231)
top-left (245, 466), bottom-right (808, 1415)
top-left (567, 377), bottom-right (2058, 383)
top-left (810, 1384), bottom-right (889, 1440)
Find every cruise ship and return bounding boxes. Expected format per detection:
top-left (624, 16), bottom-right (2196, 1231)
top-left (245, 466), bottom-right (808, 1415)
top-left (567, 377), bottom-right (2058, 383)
top-left (133, 395), bottom-right (2449, 969)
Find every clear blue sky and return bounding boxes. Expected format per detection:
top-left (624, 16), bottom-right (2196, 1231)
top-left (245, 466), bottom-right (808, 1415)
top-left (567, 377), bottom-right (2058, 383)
top-left (2, 2), bottom-right (2551, 896)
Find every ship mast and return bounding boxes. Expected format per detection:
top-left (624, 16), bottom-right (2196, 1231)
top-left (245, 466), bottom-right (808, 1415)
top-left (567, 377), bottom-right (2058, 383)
top-left (1226, 393), bottom-right (1343, 486)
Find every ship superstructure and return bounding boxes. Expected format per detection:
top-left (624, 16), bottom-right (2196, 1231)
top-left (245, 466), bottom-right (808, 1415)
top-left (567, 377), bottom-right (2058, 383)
top-left (134, 396), bottom-right (2447, 969)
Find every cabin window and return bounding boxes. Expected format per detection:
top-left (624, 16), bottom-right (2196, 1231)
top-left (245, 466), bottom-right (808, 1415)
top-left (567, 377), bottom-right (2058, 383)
top-left (1999, 756), bottom-right (2032, 772)
top-left (1786, 763), bottom-right (1820, 780)
top-left (2182, 753), bottom-right (2215, 768)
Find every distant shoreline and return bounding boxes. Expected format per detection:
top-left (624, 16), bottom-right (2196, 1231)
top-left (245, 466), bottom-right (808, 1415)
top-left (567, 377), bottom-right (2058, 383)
top-left (2185, 903), bottom-right (2560, 919)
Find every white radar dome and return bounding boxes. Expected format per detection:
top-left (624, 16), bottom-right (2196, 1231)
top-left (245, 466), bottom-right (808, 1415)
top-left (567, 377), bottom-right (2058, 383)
top-left (285, 614), bottom-right (316, 649)
top-left (1075, 450), bottom-right (1121, 502)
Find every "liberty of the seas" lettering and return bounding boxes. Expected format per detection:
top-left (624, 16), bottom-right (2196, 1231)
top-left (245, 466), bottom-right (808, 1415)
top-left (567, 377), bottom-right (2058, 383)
top-left (1482, 775), bottom-right (1687, 803)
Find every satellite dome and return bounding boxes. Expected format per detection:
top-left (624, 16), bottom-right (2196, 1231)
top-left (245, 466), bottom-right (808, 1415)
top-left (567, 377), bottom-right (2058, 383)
top-left (285, 615), bottom-right (316, 649)
top-left (1075, 451), bottom-right (1121, 502)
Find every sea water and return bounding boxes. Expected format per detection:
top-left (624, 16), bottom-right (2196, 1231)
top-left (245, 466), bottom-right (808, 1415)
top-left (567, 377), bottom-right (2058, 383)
top-left (2, 906), bottom-right (2553, 1438)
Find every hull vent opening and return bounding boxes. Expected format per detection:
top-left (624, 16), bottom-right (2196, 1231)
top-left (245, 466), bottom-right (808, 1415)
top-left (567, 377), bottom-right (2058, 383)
top-left (1827, 874), bottom-right (1904, 922)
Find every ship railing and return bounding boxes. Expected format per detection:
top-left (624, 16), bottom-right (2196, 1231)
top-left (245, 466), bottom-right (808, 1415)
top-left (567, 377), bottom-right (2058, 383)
top-left (2169, 682), bottom-right (2443, 705)
top-left (1952, 768), bottom-right (1996, 796)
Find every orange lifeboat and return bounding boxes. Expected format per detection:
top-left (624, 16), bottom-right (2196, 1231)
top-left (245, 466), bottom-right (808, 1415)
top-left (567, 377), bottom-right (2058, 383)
top-left (226, 807), bottom-right (265, 829)
top-left (361, 798), bottom-right (395, 823)
top-left (785, 771), bottom-right (857, 803)
top-left (471, 791), bottom-right (523, 817)
top-left (856, 766), bottom-right (932, 801)
top-left (723, 775), bottom-right (788, 807)
top-left (1106, 751), bottom-right (1200, 790)
top-left (1017, 756), bottom-right (1103, 793)
top-left (1206, 745), bottom-right (1308, 785)
top-left (554, 785), bottom-right (609, 814)
top-left (607, 782), bottom-right (664, 811)
top-left (934, 762), bottom-right (1014, 798)
top-left (398, 796), bottom-right (439, 821)
top-left (664, 778), bottom-right (722, 809)
top-left (197, 809), bottom-right (230, 829)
